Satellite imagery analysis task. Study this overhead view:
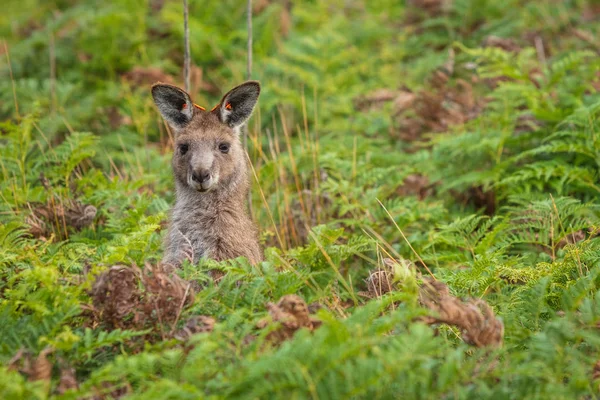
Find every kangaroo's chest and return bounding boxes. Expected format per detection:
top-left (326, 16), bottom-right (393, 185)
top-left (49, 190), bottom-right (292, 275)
top-left (166, 206), bottom-right (245, 264)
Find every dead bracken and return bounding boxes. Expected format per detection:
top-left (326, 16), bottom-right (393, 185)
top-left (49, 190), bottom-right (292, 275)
top-left (592, 360), bottom-right (600, 391)
top-left (364, 268), bottom-right (394, 298)
top-left (122, 66), bottom-right (175, 87)
top-left (8, 347), bottom-right (79, 395)
top-left (394, 78), bottom-right (483, 143)
top-left (396, 174), bottom-right (434, 200)
top-left (8, 347), bottom-right (54, 387)
top-left (407, 0), bottom-right (452, 17)
top-left (257, 294), bottom-right (322, 344)
top-left (174, 315), bottom-right (216, 341)
top-left (418, 278), bottom-right (504, 347)
top-left (27, 199), bottom-right (97, 241)
top-left (90, 263), bottom-right (194, 333)
top-left (354, 51), bottom-right (484, 146)
top-left (359, 258), bottom-right (414, 299)
top-left (482, 36), bottom-right (522, 53)
top-left (360, 259), bottom-right (504, 348)
top-left (353, 88), bottom-right (401, 112)
top-left (57, 362), bottom-right (78, 394)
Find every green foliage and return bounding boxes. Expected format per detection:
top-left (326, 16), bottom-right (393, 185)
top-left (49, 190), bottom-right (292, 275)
top-left (428, 45), bottom-right (600, 199)
top-left (2, 0), bottom-right (600, 398)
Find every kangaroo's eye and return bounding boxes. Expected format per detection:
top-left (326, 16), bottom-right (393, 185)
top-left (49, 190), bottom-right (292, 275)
top-left (218, 143), bottom-right (230, 154)
top-left (178, 144), bottom-right (189, 155)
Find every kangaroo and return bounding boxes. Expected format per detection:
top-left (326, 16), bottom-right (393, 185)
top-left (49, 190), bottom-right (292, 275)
top-left (151, 81), bottom-right (263, 267)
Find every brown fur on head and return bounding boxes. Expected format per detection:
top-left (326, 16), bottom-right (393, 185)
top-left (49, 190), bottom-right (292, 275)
top-left (151, 81), bottom-right (260, 193)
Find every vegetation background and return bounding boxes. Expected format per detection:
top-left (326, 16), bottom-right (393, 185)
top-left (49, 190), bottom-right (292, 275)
top-left (2, 0), bottom-right (600, 398)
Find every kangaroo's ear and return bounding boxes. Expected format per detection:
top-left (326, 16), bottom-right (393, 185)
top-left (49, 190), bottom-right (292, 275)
top-left (151, 83), bottom-right (194, 129)
top-left (214, 81), bottom-right (260, 129)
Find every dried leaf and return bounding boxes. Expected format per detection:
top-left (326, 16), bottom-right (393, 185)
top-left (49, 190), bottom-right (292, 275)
top-left (107, 107), bottom-right (132, 129)
top-left (258, 295), bottom-right (321, 344)
top-left (7, 348), bottom-right (55, 392)
top-left (174, 316), bottom-right (216, 341)
top-left (452, 186), bottom-right (496, 215)
top-left (483, 36), bottom-right (521, 53)
top-left (253, 0), bottom-right (271, 14)
top-left (30, 347), bottom-right (54, 383)
top-left (419, 278), bottom-right (504, 347)
top-left (57, 363), bottom-right (78, 394)
top-left (582, 4), bottom-right (600, 22)
top-left (7, 349), bottom-right (30, 374)
top-left (91, 265), bottom-right (141, 328)
top-left (396, 174), bottom-right (433, 199)
top-left (27, 199), bottom-right (97, 240)
top-left (279, 4), bottom-right (292, 38)
top-left (90, 263), bottom-right (195, 334)
top-left (592, 360), bottom-right (600, 391)
top-left (360, 262), bottom-right (503, 347)
top-left (122, 66), bottom-right (175, 87)
top-left (365, 269), bottom-right (394, 298)
top-left (407, 0), bottom-right (452, 16)
top-left (150, 0), bottom-right (165, 13)
top-left (393, 50), bottom-right (484, 144)
top-left (354, 88), bottom-right (398, 111)
top-left (392, 91), bottom-right (417, 114)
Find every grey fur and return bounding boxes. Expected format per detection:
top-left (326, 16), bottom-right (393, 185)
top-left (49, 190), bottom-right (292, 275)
top-left (152, 82), bottom-right (263, 267)
top-left (151, 84), bottom-right (194, 129)
top-left (217, 81), bottom-right (261, 129)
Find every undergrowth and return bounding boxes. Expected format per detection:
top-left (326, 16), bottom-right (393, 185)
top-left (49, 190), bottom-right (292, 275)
top-left (2, 0), bottom-right (600, 398)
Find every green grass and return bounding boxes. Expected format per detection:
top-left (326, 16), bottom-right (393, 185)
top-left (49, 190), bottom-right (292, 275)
top-left (2, 0), bottom-right (600, 398)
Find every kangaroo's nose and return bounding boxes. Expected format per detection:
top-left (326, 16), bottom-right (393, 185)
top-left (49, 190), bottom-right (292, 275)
top-left (192, 170), bottom-right (211, 183)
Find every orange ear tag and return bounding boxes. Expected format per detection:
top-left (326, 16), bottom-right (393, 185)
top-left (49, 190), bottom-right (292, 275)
top-left (193, 103), bottom-right (206, 111)
top-left (209, 103), bottom-right (232, 112)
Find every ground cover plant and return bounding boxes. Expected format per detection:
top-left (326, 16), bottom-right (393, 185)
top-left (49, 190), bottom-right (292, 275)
top-left (2, 0), bottom-right (600, 398)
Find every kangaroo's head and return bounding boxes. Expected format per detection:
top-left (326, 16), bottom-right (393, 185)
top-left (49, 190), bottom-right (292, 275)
top-left (151, 81), bottom-right (260, 193)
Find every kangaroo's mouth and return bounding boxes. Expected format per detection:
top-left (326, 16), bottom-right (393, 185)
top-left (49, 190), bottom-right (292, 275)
top-left (190, 181), bottom-right (212, 192)
top-left (187, 173), bottom-right (218, 192)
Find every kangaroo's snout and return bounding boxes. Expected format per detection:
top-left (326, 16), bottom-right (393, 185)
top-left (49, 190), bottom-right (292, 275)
top-left (187, 148), bottom-right (217, 191)
top-left (189, 165), bottom-right (217, 192)
top-left (192, 169), bottom-right (211, 184)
